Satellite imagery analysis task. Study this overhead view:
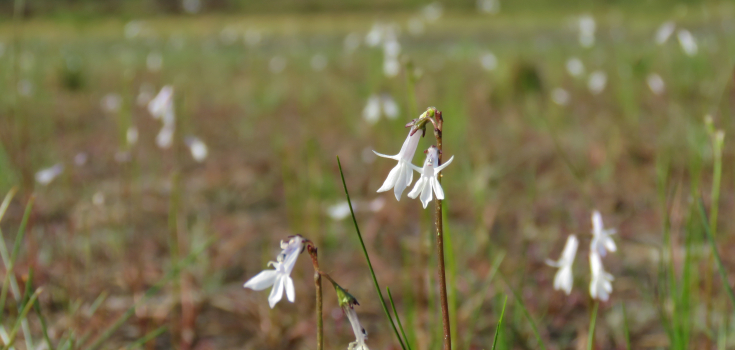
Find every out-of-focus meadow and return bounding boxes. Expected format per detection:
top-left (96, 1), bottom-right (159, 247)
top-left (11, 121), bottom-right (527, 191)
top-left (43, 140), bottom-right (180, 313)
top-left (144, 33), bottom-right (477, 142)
top-left (1, 0), bottom-right (735, 349)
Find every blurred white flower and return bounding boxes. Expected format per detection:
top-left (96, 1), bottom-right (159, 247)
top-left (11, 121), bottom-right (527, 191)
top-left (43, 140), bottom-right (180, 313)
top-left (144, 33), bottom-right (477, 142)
top-left (373, 128), bottom-right (423, 200)
top-left (127, 126), bottom-right (139, 145)
top-left (565, 57), bottom-right (585, 77)
top-left (480, 52), bottom-right (498, 71)
top-left (647, 73), bottom-right (665, 95)
top-left (655, 21), bottom-right (675, 45)
top-left (146, 52), bottom-right (163, 72)
top-left (590, 210), bottom-right (616, 257)
top-left (551, 88), bottom-right (570, 106)
top-left (92, 192), bottom-right (105, 206)
top-left (362, 95), bottom-right (381, 124)
top-left (578, 15), bottom-right (596, 48)
top-left (477, 0), bottom-right (500, 14)
top-left (677, 29), bottom-right (698, 56)
top-left (124, 20), bottom-right (143, 40)
top-left (383, 57), bottom-right (400, 77)
top-left (589, 251), bottom-right (614, 301)
top-left (182, 0), bottom-right (202, 14)
top-left (422, 2), bottom-right (443, 22)
top-left (408, 146), bottom-right (455, 209)
top-left (546, 235), bottom-right (578, 295)
top-left (185, 136), bottom-right (208, 162)
top-left (407, 17), bottom-right (425, 35)
top-left (148, 85), bottom-right (174, 120)
top-left (220, 26), bottom-right (239, 45)
top-left (156, 125), bottom-right (175, 149)
top-left (101, 93), bottom-right (122, 113)
top-left (244, 29), bottom-right (262, 47)
top-left (344, 32), bottom-right (361, 53)
top-left (383, 39), bottom-right (401, 58)
top-left (35, 164), bottom-right (64, 186)
top-left (346, 305), bottom-right (370, 350)
top-left (327, 198), bottom-right (384, 221)
top-left (381, 94), bottom-right (399, 119)
top-left (269, 56), bottom-right (287, 73)
top-left (365, 24), bottom-right (385, 47)
top-left (74, 152), bottom-right (88, 166)
top-left (311, 54), bottom-right (327, 72)
top-left (327, 202), bottom-right (352, 220)
top-left (17, 79), bottom-right (33, 97)
top-left (244, 236), bottom-right (304, 308)
top-left (368, 197), bottom-right (385, 212)
top-left (587, 71), bottom-right (607, 95)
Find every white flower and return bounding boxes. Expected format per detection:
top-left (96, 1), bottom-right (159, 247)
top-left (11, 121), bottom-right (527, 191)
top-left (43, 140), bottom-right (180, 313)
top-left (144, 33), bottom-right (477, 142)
top-left (677, 29), bottom-right (698, 56)
top-left (589, 251), bottom-right (614, 301)
top-left (407, 146), bottom-right (454, 208)
top-left (655, 21), bottom-right (675, 45)
top-left (590, 210), bottom-right (616, 257)
top-left (362, 95), bottom-right (381, 124)
top-left (566, 57), bottom-right (584, 77)
top-left (587, 71), bottom-right (607, 95)
top-left (480, 51), bottom-right (498, 71)
top-left (373, 129), bottom-right (423, 200)
top-left (346, 305), bottom-right (370, 350)
top-left (244, 236), bottom-right (304, 308)
top-left (148, 86), bottom-right (174, 120)
top-left (156, 124), bottom-right (175, 149)
top-left (127, 126), bottom-right (139, 145)
top-left (647, 73), bottom-right (665, 95)
top-left (381, 94), bottom-right (399, 119)
top-left (185, 136), bottom-right (208, 162)
top-left (578, 15), bottom-right (596, 48)
top-left (550, 88), bottom-right (570, 106)
top-left (545, 235), bottom-right (578, 295)
top-left (35, 164), bottom-right (64, 186)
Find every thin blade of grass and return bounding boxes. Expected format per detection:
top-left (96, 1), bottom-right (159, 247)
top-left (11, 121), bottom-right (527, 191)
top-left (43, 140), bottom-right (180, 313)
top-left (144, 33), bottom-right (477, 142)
top-left (4, 287), bottom-right (42, 349)
top-left (0, 187), bottom-right (18, 222)
top-left (336, 157), bottom-right (406, 350)
top-left (491, 295), bottom-right (508, 350)
top-left (0, 196), bottom-right (34, 323)
top-left (622, 302), bottom-right (631, 350)
top-left (387, 287), bottom-right (412, 350)
top-left (125, 326), bottom-right (167, 350)
top-left (501, 274), bottom-right (547, 350)
top-left (697, 199), bottom-right (735, 308)
top-left (33, 295), bottom-right (55, 350)
top-left (587, 301), bottom-right (599, 350)
top-left (83, 238), bottom-right (213, 350)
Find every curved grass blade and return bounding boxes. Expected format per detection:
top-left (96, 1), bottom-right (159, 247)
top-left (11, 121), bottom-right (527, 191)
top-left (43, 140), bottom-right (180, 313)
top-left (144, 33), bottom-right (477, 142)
top-left (587, 301), bottom-right (599, 350)
top-left (387, 287), bottom-right (412, 350)
top-left (0, 196), bottom-right (34, 323)
top-left (491, 295), bottom-right (508, 350)
top-left (337, 157), bottom-right (406, 350)
top-left (4, 287), bottom-right (42, 349)
top-left (125, 326), bottom-right (167, 350)
top-left (697, 199), bottom-right (735, 308)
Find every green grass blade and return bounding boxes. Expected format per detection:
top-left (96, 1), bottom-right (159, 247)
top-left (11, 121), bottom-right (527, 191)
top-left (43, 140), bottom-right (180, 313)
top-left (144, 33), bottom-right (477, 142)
top-left (491, 295), bottom-right (508, 350)
top-left (587, 301), bottom-right (599, 350)
top-left (33, 295), bottom-right (55, 350)
top-left (698, 200), bottom-right (735, 308)
top-left (502, 274), bottom-right (547, 350)
top-left (4, 287), bottom-right (42, 349)
top-left (0, 196), bottom-right (34, 323)
top-left (336, 157), bottom-right (406, 350)
top-left (387, 287), bottom-right (412, 350)
top-left (83, 238), bottom-right (213, 350)
top-left (622, 302), bottom-right (631, 350)
top-left (125, 326), bottom-right (167, 350)
top-left (0, 187), bottom-right (18, 223)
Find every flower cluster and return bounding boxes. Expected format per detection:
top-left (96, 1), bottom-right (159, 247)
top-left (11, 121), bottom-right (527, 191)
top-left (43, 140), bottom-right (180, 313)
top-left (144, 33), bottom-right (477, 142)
top-left (373, 108), bottom-right (454, 208)
top-left (546, 210), bottom-right (616, 301)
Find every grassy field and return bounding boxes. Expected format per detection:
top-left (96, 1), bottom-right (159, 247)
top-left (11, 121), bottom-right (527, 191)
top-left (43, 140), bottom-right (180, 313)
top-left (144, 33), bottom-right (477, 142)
top-left (1, 2), bottom-right (735, 349)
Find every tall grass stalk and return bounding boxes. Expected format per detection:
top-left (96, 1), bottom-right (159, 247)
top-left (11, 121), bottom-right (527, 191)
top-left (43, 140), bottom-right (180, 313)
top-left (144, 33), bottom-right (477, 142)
top-left (3, 287), bottom-right (41, 350)
top-left (336, 157), bottom-right (407, 350)
top-left (125, 326), bottom-right (167, 350)
top-left (587, 301), bottom-right (599, 350)
top-left (491, 295), bottom-right (508, 350)
top-left (0, 196), bottom-right (34, 323)
top-left (387, 288), bottom-right (412, 350)
top-left (622, 302), bottom-right (631, 350)
top-left (698, 200), bottom-right (735, 308)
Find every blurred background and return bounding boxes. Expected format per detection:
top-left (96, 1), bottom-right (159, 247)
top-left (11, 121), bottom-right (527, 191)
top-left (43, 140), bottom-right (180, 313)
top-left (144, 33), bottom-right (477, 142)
top-left (0, 0), bottom-right (735, 349)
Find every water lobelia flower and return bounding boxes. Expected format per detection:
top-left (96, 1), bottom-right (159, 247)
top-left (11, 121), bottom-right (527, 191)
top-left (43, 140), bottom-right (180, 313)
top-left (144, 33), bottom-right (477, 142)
top-left (243, 236), bottom-right (305, 308)
top-left (373, 128), bottom-right (423, 200)
top-left (589, 251), bottom-right (614, 301)
top-left (590, 210), bottom-right (616, 257)
top-left (545, 234), bottom-right (578, 295)
top-left (333, 283), bottom-right (369, 350)
top-left (408, 146), bottom-right (454, 208)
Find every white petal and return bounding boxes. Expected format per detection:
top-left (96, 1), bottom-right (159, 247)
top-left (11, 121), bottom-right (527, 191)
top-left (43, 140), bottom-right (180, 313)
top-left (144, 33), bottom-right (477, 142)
top-left (285, 276), bottom-right (295, 302)
top-left (392, 164), bottom-right (408, 200)
top-left (420, 179), bottom-right (433, 208)
top-left (268, 276), bottom-right (285, 308)
top-left (243, 270), bottom-right (278, 291)
top-left (591, 210), bottom-right (603, 235)
top-left (554, 266), bottom-right (573, 295)
top-left (604, 237), bottom-right (617, 253)
top-left (377, 165), bottom-right (401, 193)
top-left (431, 177), bottom-right (445, 200)
top-left (372, 150), bottom-right (400, 160)
top-left (408, 177), bottom-right (425, 199)
top-left (434, 155), bottom-right (454, 172)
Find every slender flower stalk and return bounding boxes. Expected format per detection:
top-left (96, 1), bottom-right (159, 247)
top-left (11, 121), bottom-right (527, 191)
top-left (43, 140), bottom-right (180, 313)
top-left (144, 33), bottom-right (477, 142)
top-left (306, 243), bottom-right (323, 350)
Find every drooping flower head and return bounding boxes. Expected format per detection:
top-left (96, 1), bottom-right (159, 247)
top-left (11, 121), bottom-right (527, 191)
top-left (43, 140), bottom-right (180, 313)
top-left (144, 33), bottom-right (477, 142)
top-left (590, 210), bottom-right (616, 257)
top-left (373, 128), bottom-right (422, 200)
top-left (333, 283), bottom-right (369, 350)
top-left (407, 146), bottom-right (454, 208)
top-left (148, 86), bottom-right (176, 149)
top-left (243, 235), bottom-right (306, 308)
top-left (589, 251), bottom-right (614, 301)
top-left (545, 234), bottom-right (578, 295)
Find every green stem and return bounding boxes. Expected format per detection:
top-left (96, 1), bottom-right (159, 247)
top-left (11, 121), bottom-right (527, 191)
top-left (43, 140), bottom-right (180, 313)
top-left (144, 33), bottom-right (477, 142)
top-left (491, 295), bottom-right (508, 350)
top-left (387, 287), bottom-right (412, 350)
top-left (433, 110), bottom-right (452, 350)
top-left (698, 200), bottom-right (735, 308)
top-left (306, 245), bottom-right (323, 350)
top-left (336, 157), bottom-right (406, 350)
top-left (587, 301), bottom-right (599, 350)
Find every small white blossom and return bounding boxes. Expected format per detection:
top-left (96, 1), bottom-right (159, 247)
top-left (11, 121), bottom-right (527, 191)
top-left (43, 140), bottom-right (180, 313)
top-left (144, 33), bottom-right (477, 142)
top-left (383, 56), bottom-right (400, 77)
top-left (677, 29), bottom-right (698, 56)
top-left (346, 306), bottom-right (370, 350)
top-left (480, 52), bottom-right (498, 71)
top-left (578, 15), bottom-right (596, 48)
top-left (566, 57), bottom-right (585, 77)
top-left (35, 164), bottom-right (64, 186)
top-left (589, 251), bottom-right (614, 301)
top-left (381, 94), bottom-right (399, 119)
top-left (244, 236), bottom-right (305, 308)
top-left (373, 129), bottom-right (423, 200)
top-left (185, 136), bottom-right (208, 162)
top-left (590, 210), bottom-right (616, 257)
top-left (655, 21), bottom-right (675, 45)
top-left (146, 52), bottom-right (163, 72)
top-left (647, 73), bottom-right (665, 95)
top-left (156, 124), bottom-right (175, 149)
top-left (551, 88), bottom-right (570, 106)
top-left (362, 95), bottom-right (381, 124)
top-left (477, 0), bottom-right (500, 14)
top-left (407, 146), bottom-right (454, 208)
top-left (545, 235), bottom-right (578, 295)
top-left (587, 71), bottom-right (607, 95)
top-left (127, 126), bottom-right (139, 145)
top-left (269, 56), bottom-right (287, 73)
top-left (148, 86), bottom-right (174, 119)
